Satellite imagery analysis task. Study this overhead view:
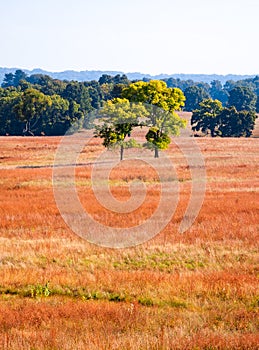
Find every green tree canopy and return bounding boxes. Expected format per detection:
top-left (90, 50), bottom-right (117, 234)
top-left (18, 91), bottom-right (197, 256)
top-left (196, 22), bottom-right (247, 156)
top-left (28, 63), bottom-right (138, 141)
top-left (122, 80), bottom-right (185, 111)
top-left (84, 80), bottom-right (104, 109)
top-left (95, 98), bottom-right (147, 160)
top-left (191, 99), bottom-right (257, 137)
top-left (227, 86), bottom-right (257, 111)
top-left (218, 107), bottom-right (257, 137)
top-left (27, 74), bottom-right (67, 96)
top-left (209, 80), bottom-right (229, 106)
top-left (1, 70), bottom-right (27, 88)
top-left (122, 80), bottom-right (186, 157)
top-left (42, 94), bottom-right (70, 135)
top-left (61, 81), bottom-right (92, 115)
top-left (0, 87), bottom-right (23, 135)
top-left (13, 88), bottom-right (52, 135)
top-left (256, 96), bottom-right (259, 113)
top-left (184, 85), bottom-right (210, 111)
top-left (191, 99), bottom-right (223, 137)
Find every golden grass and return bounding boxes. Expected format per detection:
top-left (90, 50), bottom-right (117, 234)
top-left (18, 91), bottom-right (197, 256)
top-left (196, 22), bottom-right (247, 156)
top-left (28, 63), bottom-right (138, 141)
top-left (0, 131), bottom-right (258, 349)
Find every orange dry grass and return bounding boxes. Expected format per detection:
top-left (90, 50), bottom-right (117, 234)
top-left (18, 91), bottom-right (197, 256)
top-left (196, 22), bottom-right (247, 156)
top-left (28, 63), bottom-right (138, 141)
top-left (252, 114), bottom-right (259, 137)
top-left (0, 298), bottom-right (258, 350)
top-left (0, 134), bottom-right (258, 349)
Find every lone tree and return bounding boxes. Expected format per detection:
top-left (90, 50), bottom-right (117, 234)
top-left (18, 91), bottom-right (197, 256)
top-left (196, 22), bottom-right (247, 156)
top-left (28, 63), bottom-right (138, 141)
top-left (191, 99), bottom-right (223, 137)
top-left (122, 80), bottom-right (186, 157)
top-left (94, 98), bottom-right (147, 161)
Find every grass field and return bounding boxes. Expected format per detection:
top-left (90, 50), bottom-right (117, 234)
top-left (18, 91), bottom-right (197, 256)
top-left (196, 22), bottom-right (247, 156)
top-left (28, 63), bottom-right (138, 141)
top-left (0, 123), bottom-right (258, 349)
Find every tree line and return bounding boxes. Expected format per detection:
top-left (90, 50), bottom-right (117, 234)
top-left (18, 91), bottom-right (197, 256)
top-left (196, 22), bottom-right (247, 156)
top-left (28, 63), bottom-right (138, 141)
top-left (0, 70), bottom-right (131, 136)
top-left (164, 76), bottom-right (259, 112)
top-left (0, 70), bottom-right (258, 141)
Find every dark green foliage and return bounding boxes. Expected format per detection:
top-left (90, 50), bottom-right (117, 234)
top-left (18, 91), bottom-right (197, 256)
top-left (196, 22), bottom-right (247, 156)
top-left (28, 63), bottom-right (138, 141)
top-left (164, 78), bottom-right (210, 94)
top-left (13, 88), bottom-right (52, 135)
top-left (97, 75), bottom-right (131, 102)
top-left (0, 69), bottom-right (258, 137)
top-left (1, 70), bottom-right (27, 88)
top-left (225, 76), bottom-right (259, 91)
top-left (61, 81), bottom-right (92, 114)
top-left (0, 87), bottom-right (24, 135)
top-left (227, 86), bottom-right (257, 111)
top-left (26, 74), bottom-right (67, 96)
top-left (98, 74), bottom-right (113, 85)
top-left (224, 80), bottom-right (238, 92)
top-left (110, 83), bottom-right (127, 99)
top-left (98, 74), bottom-right (130, 85)
top-left (163, 77), bottom-right (195, 91)
top-left (84, 80), bottom-right (104, 109)
top-left (0, 87), bottom-right (74, 136)
top-left (42, 94), bottom-right (70, 136)
top-left (218, 108), bottom-right (257, 137)
top-left (191, 99), bottom-right (257, 137)
top-left (209, 80), bottom-right (229, 106)
top-left (256, 96), bottom-right (259, 113)
top-left (184, 86), bottom-right (210, 111)
top-left (0, 70), bottom-right (98, 135)
top-left (191, 99), bottom-right (223, 137)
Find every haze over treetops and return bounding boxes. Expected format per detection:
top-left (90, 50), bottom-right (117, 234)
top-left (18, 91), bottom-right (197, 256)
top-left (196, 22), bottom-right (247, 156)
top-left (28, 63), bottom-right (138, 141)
top-left (0, 67), bottom-right (257, 85)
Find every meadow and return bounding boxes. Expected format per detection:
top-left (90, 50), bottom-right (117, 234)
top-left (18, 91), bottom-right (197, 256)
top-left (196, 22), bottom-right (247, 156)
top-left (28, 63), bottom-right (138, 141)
top-left (0, 119), bottom-right (258, 349)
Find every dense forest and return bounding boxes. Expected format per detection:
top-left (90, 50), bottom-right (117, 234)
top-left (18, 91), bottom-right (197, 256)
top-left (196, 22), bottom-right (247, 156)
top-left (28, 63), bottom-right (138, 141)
top-left (0, 69), bottom-right (258, 137)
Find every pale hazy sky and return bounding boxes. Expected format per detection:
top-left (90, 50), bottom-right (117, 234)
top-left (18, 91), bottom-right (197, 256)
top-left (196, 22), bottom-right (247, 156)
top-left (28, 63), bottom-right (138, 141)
top-left (1, 0), bottom-right (258, 75)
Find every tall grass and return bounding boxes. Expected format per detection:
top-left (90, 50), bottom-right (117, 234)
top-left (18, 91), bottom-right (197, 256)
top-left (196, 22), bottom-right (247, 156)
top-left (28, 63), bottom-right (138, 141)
top-left (0, 134), bottom-right (258, 349)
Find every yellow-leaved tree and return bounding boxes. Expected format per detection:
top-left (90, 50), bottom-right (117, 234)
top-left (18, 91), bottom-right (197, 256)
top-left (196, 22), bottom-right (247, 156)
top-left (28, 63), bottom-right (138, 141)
top-left (122, 80), bottom-right (186, 157)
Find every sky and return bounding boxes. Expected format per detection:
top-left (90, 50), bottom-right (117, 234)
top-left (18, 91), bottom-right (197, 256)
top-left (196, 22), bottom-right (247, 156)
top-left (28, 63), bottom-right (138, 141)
top-left (1, 0), bottom-right (258, 75)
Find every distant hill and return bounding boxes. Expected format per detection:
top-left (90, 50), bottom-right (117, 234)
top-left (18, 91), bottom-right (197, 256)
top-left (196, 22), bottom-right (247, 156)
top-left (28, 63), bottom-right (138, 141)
top-left (0, 67), bottom-right (257, 85)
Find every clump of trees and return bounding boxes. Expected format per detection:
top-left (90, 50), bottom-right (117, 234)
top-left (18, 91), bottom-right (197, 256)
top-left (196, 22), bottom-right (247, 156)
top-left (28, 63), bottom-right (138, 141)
top-left (95, 80), bottom-right (186, 159)
top-left (191, 98), bottom-right (257, 137)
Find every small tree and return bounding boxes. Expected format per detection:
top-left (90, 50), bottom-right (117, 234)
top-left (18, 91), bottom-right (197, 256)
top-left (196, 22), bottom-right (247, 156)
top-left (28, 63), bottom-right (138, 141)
top-left (145, 127), bottom-right (171, 157)
top-left (191, 99), bottom-right (223, 137)
top-left (122, 80), bottom-right (186, 157)
top-left (94, 98), bottom-right (147, 161)
top-left (142, 104), bottom-right (186, 157)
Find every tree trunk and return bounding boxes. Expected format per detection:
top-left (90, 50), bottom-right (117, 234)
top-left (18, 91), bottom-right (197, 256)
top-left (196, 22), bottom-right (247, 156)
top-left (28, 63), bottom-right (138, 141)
top-left (154, 148), bottom-right (159, 158)
top-left (23, 121), bottom-right (34, 136)
top-left (120, 145), bottom-right (124, 161)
